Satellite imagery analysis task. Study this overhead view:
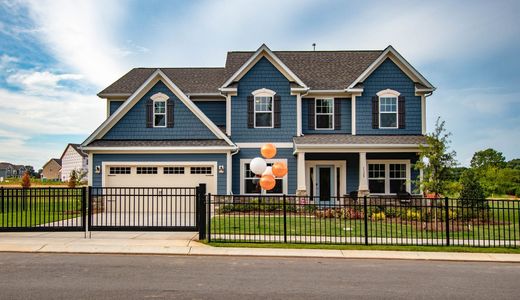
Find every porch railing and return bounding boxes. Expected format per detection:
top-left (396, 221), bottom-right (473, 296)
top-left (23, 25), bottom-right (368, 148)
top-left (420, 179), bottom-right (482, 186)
top-left (205, 194), bottom-right (520, 247)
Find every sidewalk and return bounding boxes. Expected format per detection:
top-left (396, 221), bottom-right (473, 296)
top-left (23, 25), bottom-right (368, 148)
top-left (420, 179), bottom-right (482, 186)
top-left (0, 232), bottom-right (519, 263)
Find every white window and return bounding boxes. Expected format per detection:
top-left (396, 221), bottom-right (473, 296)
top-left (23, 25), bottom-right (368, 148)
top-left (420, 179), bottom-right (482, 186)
top-left (368, 160), bottom-right (410, 194)
top-left (252, 88), bottom-right (275, 128)
top-left (315, 98), bottom-right (334, 130)
top-left (164, 167), bottom-right (184, 174)
top-left (241, 159), bottom-right (287, 194)
top-left (109, 167), bottom-right (131, 175)
top-left (153, 100), bottom-right (167, 127)
top-left (190, 167), bottom-right (212, 174)
top-left (377, 89), bottom-right (400, 129)
top-left (136, 167), bottom-right (158, 174)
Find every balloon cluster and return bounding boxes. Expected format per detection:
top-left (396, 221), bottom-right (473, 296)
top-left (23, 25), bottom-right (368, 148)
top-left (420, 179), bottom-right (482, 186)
top-left (250, 144), bottom-right (288, 191)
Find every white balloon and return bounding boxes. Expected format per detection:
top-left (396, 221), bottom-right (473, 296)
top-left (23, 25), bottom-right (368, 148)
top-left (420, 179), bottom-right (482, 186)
top-left (250, 157), bottom-right (267, 175)
top-left (262, 166), bottom-right (273, 177)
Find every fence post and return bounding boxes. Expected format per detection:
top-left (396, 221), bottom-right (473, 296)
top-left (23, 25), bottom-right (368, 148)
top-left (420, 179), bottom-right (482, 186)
top-left (0, 186), bottom-right (3, 213)
top-left (197, 184), bottom-right (207, 240)
top-left (207, 193), bottom-right (212, 243)
top-left (363, 195), bottom-right (369, 246)
top-left (283, 194), bottom-right (287, 243)
top-left (81, 186), bottom-right (87, 236)
top-left (445, 197), bottom-right (450, 246)
top-left (87, 186), bottom-right (92, 237)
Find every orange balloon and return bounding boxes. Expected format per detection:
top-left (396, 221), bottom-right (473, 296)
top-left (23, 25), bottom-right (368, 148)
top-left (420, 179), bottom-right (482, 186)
top-left (259, 175), bottom-right (276, 190)
top-left (272, 162), bottom-right (288, 177)
top-left (261, 143), bottom-right (277, 159)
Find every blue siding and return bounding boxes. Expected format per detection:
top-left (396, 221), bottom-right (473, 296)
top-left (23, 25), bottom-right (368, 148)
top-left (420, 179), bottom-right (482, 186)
top-left (356, 59), bottom-right (422, 135)
top-left (109, 100), bottom-right (124, 116)
top-left (103, 81), bottom-right (218, 140)
top-left (231, 57), bottom-right (296, 142)
top-left (232, 148), bottom-right (297, 194)
top-left (92, 153), bottom-right (227, 194)
top-left (194, 101), bottom-right (226, 127)
top-left (302, 98), bottom-right (352, 134)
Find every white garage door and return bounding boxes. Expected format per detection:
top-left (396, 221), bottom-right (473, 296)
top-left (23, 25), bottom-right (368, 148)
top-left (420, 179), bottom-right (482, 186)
top-left (104, 164), bottom-right (217, 193)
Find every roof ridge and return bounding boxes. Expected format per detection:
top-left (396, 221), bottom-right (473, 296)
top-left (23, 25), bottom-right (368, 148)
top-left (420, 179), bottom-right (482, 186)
top-left (227, 50), bottom-right (384, 53)
top-left (133, 67), bottom-right (225, 70)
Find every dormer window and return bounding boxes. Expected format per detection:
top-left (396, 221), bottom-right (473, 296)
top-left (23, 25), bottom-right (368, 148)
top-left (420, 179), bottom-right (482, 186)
top-left (150, 92), bottom-right (170, 128)
top-left (377, 89), bottom-right (400, 129)
top-left (252, 88), bottom-right (276, 128)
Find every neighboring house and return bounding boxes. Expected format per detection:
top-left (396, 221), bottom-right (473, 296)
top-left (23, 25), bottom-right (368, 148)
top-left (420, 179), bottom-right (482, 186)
top-left (0, 162), bottom-right (26, 179)
top-left (41, 158), bottom-right (61, 180)
top-left (60, 143), bottom-right (88, 181)
top-left (82, 44), bottom-right (434, 200)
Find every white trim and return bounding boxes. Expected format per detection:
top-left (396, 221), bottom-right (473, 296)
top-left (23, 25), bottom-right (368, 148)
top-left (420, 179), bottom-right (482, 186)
top-left (82, 147), bottom-right (234, 153)
top-left (101, 161), bottom-right (218, 188)
top-left (221, 44), bottom-right (307, 89)
top-left (367, 159), bottom-right (411, 195)
top-left (226, 152), bottom-right (232, 194)
top-left (87, 152), bottom-right (93, 186)
top-left (150, 92), bottom-right (169, 101)
top-left (378, 94), bottom-right (399, 129)
top-left (239, 158), bottom-right (288, 195)
top-left (314, 98), bottom-right (334, 130)
top-left (226, 94), bottom-right (232, 136)
top-left (296, 93), bottom-right (302, 136)
top-left (82, 69), bottom-right (235, 147)
top-left (235, 142), bottom-right (293, 148)
top-left (297, 152), bottom-right (306, 191)
top-left (253, 93), bottom-right (274, 129)
top-left (421, 94), bottom-right (426, 134)
top-left (351, 95), bottom-right (357, 135)
top-left (347, 46), bottom-right (435, 91)
top-left (305, 160), bottom-right (346, 197)
top-left (251, 88), bottom-right (276, 97)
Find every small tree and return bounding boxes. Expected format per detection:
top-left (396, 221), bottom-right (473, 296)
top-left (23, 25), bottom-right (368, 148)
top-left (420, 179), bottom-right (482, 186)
top-left (21, 171), bottom-right (31, 189)
top-left (68, 170), bottom-right (78, 188)
top-left (459, 169), bottom-right (488, 220)
top-left (415, 117), bottom-right (458, 197)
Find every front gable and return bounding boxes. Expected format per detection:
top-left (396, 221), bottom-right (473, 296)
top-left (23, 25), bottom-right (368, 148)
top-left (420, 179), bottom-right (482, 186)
top-left (103, 81), bottom-right (219, 140)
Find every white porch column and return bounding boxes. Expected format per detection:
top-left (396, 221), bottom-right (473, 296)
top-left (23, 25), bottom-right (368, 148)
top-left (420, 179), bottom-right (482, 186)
top-left (297, 151), bottom-right (306, 194)
top-left (358, 152), bottom-right (369, 195)
top-left (351, 95), bottom-right (356, 135)
top-left (296, 93), bottom-right (302, 136)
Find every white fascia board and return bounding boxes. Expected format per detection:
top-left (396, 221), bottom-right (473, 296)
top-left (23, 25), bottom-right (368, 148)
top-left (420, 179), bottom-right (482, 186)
top-left (347, 46), bottom-right (435, 91)
top-left (235, 142), bottom-right (294, 148)
top-left (221, 44), bottom-right (308, 89)
top-left (83, 69), bottom-right (235, 147)
top-left (82, 146), bottom-right (235, 153)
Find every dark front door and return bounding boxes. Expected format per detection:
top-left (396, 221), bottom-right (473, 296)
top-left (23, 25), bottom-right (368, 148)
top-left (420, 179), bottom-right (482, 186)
top-left (317, 166), bottom-right (332, 203)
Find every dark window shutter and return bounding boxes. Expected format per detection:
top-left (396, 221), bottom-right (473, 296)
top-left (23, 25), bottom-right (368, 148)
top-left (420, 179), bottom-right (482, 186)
top-left (167, 101), bottom-right (174, 128)
top-left (398, 96), bottom-right (405, 129)
top-left (247, 95), bottom-right (254, 128)
top-left (305, 98), bottom-right (315, 130)
top-left (334, 99), bottom-right (342, 130)
top-left (146, 99), bottom-right (153, 128)
top-left (372, 96), bottom-right (379, 129)
top-left (274, 95), bottom-right (281, 128)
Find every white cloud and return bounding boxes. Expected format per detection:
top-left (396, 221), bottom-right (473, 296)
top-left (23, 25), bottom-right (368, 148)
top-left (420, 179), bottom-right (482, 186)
top-left (0, 54), bottom-right (19, 68)
top-left (6, 70), bottom-right (83, 94)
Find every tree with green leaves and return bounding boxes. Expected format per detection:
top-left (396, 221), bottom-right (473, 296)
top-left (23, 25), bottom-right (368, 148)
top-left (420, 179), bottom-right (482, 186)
top-left (506, 159), bottom-right (520, 170)
top-left (459, 169), bottom-right (488, 219)
top-left (470, 148), bottom-right (506, 170)
top-left (415, 117), bottom-right (458, 197)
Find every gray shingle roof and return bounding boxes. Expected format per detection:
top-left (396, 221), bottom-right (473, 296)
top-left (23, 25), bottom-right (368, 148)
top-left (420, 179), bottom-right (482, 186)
top-left (69, 144), bottom-right (87, 157)
top-left (294, 134), bottom-right (427, 145)
top-left (98, 49), bottom-right (384, 96)
top-left (86, 140), bottom-right (231, 147)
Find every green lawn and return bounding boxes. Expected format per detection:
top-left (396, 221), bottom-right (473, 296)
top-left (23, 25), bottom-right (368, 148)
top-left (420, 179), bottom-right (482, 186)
top-left (210, 214), bottom-right (520, 241)
top-left (0, 188), bottom-right (83, 227)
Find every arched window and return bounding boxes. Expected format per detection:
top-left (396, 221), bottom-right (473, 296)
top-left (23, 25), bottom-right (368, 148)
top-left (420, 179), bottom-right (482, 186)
top-left (150, 92), bottom-right (169, 127)
top-left (252, 88), bottom-right (276, 128)
top-left (377, 89), bottom-right (400, 129)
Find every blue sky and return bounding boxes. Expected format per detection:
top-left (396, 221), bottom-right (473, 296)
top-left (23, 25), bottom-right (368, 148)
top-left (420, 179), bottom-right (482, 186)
top-left (0, 0), bottom-right (519, 169)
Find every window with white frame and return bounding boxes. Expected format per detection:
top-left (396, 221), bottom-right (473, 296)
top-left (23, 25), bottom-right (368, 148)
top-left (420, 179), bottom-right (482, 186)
top-left (368, 161), bottom-right (410, 194)
top-left (153, 100), bottom-right (167, 127)
top-left (377, 89), bottom-right (400, 129)
top-left (242, 161), bottom-right (285, 194)
top-left (109, 167), bottom-right (131, 175)
top-left (315, 98), bottom-right (334, 129)
top-left (254, 96), bottom-right (273, 128)
top-left (136, 167), bottom-right (158, 174)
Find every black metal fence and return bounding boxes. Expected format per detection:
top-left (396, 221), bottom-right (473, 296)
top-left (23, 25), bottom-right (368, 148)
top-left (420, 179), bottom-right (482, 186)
top-left (0, 187), bottom-right (86, 231)
top-left (205, 195), bottom-right (520, 247)
top-left (89, 186), bottom-right (202, 231)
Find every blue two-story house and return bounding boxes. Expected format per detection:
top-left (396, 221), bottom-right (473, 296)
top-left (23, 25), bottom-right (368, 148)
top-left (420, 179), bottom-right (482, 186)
top-left (82, 44), bottom-right (434, 201)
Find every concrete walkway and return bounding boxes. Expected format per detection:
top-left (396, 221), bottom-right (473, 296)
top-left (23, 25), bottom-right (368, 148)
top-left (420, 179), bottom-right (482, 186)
top-left (0, 232), bottom-right (519, 263)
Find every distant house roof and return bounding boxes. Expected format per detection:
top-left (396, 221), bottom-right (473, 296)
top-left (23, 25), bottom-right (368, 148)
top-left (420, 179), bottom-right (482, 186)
top-left (0, 162), bottom-right (25, 169)
top-left (97, 49), bottom-right (386, 96)
top-left (60, 143), bottom-right (87, 161)
top-left (42, 158), bottom-right (61, 169)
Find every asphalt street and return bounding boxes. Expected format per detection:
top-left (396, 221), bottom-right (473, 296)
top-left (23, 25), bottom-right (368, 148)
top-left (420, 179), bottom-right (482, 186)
top-left (0, 253), bottom-right (518, 299)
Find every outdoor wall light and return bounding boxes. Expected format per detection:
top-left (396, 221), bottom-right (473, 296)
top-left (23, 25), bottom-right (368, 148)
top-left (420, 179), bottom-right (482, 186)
top-left (218, 165), bottom-right (225, 174)
top-left (95, 166), bottom-right (101, 174)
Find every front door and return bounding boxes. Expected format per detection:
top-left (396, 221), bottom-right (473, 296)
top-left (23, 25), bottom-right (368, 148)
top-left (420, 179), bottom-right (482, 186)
top-left (316, 166), bottom-right (334, 203)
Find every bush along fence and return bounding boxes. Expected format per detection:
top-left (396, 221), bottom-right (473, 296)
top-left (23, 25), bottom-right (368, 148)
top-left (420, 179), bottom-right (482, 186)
top-left (0, 186), bottom-right (86, 231)
top-left (204, 195), bottom-right (520, 248)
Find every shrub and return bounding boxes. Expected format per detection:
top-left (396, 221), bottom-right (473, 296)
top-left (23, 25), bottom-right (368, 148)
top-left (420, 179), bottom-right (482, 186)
top-left (384, 207), bottom-right (400, 218)
top-left (371, 211), bottom-right (386, 222)
top-left (404, 209), bottom-right (421, 221)
top-left (21, 171), bottom-right (31, 189)
top-left (68, 170), bottom-right (78, 188)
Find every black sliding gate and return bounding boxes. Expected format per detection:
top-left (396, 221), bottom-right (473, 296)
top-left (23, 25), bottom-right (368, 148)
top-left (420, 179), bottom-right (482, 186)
top-left (89, 185), bottom-right (206, 231)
